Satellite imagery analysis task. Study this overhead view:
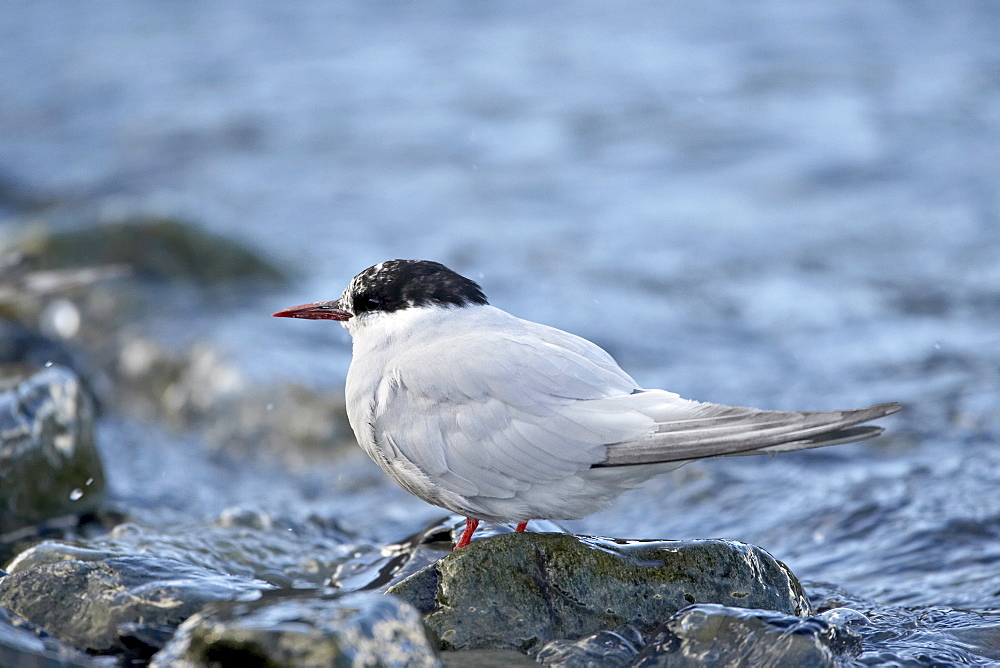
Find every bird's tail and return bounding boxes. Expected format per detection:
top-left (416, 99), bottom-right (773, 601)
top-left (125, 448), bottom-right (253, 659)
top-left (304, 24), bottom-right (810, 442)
top-left (594, 400), bottom-right (902, 468)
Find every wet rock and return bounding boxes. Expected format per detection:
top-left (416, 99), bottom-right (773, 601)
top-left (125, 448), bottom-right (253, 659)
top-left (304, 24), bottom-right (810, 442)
top-left (22, 217), bottom-right (287, 285)
top-left (387, 532), bottom-right (809, 652)
top-left (8, 509), bottom-right (355, 590)
top-left (329, 517), bottom-right (455, 594)
top-left (535, 630), bottom-right (640, 667)
top-left (633, 603), bottom-right (861, 667)
top-left (439, 649), bottom-right (537, 667)
top-left (0, 605), bottom-right (109, 668)
top-left (149, 590), bottom-right (441, 667)
top-left (0, 321), bottom-right (86, 374)
top-left (0, 555), bottom-right (271, 655)
top-left (0, 365), bottom-right (106, 536)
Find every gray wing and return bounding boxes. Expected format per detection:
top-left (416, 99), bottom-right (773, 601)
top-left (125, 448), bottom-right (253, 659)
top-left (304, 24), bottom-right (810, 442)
top-left (372, 328), bottom-right (659, 501)
top-left (596, 395), bottom-right (902, 467)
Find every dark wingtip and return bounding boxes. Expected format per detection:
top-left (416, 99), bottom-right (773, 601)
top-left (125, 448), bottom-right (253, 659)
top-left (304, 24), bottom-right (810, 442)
top-left (806, 425), bottom-right (884, 446)
top-left (864, 402), bottom-right (904, 418)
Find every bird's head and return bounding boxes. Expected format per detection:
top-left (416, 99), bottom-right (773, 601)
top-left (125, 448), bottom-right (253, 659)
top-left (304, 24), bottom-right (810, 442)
top-left (272, 259), bottom-right (488, 328)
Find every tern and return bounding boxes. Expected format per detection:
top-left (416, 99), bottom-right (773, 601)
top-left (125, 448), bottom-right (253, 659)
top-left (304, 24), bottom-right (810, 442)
top-left (274, 259), bottom-right (900, 549)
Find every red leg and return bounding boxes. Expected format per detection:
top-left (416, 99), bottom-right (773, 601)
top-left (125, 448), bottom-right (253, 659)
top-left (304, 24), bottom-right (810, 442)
top-left (454, 518), bottom-right (480, 550)
top-left (515, 521), bottom-right (528, 532)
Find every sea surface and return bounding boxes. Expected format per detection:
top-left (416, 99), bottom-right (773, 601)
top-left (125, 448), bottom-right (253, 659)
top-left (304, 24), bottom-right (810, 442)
top-left (2, 1), bottom-right (1000, 663)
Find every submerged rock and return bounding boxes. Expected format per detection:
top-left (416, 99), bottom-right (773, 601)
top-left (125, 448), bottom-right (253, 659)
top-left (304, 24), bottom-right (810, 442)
top-left (633, 603), bottom-right (861, 667)
top-left (535, 630), bottom-right (641, 667)
top-left (0, 555), bottom-right (271, 656)
top-left (149, 590), bottom-right (440, 667)
top-left (8, 509), bottom-right (355, 590)
top-left (0, 365), bottom-right (106, 536)
top-left (387, 532), bottom-right (808, 652)
top-left (0, 605), bottom-right (108, 668)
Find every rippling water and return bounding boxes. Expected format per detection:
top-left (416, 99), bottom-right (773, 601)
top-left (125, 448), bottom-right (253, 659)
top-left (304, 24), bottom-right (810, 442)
top-left (3, 1), bottom-right (1000, 663)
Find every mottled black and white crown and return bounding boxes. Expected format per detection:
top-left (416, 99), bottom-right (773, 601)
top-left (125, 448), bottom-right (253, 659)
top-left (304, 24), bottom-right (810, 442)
top-left (341, 259), bottom-right (489, 316)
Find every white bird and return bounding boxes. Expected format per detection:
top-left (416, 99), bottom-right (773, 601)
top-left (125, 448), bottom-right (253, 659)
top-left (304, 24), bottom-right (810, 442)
top-left (274, 259), bottom-right (900, 549)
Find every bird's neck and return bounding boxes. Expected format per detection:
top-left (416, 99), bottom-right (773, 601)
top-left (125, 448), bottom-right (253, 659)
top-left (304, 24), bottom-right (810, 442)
top-left (349, 304), bottom-right (478, 356)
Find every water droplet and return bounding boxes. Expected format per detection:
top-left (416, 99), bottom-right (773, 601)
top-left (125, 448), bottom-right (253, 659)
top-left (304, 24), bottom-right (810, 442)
top-left (69, 488), bottom-right (83, 501)
top-left (85, 478), bottom-right (94, 486)
top-left (44, 360), bottom-right (54, 367)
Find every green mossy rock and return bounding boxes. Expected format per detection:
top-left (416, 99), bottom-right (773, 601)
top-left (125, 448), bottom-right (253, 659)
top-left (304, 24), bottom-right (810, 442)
top-left (388, 532), bottom-right (808, 652)
top-left (25, 217), bottom-right (287, 285)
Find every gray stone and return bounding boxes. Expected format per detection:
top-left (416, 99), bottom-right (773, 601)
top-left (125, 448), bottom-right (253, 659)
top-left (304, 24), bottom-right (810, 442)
top-left (387, 532), bottom-right (809, 652)
top-left (0, 365), bottom-right (106, 534)
top-left (0, 605), bottom-right (110, 668)
top-left (0, 555), bottom-right (271, 654)
top-left (150, 590), bottom-right (441, 668)
top-left (8, 511), bottom-right (354, 590)
top-left (633, 603), bottom-right (861, 667)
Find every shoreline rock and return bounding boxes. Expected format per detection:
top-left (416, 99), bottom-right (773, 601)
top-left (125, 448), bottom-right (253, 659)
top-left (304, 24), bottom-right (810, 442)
top-left (0, 554), bottom-right (271, 657)
top-left (388, 532), bottom-right (809, 652)
top-left (149, 590), bottom-right (440, 667)
top-left (0, 365), bottom-right (106, 547)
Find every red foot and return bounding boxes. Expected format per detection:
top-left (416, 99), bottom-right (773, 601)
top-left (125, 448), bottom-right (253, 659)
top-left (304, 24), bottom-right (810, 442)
top-left (515, 521), bottom-right (528, 532)
top-left (454, 518), bottom-right (480, 550)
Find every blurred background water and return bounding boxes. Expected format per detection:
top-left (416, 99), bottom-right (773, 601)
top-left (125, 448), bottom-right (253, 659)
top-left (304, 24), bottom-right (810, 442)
top-left (2, 1), bottom-right (1000, 663)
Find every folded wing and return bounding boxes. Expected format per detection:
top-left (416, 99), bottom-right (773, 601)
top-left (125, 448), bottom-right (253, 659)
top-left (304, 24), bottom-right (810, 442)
top-left (374, 326), bottom-right (656, 503)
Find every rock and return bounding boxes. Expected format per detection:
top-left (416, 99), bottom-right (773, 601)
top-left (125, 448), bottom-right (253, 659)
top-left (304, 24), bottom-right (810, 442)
top-left (0, 365), bottom-right (106, 536)
top-left (149, 590), bottom-right (441, 668)
top-left (4, 542), bottom-right (122, 573)
top-left (0, 605), bottom-right (109, 668)
top-left (633, 603), bottom-right (862, 667)
top-left (439, 649), bottom-right (537, 667)
top-left (329, 517), bottom-right (456, 594)
top-left (0, 321), bottom-right (86, 373)
top-left (23, 217), bottom-right (287, 285)
top-left (7, 509), bottom-right (355, 590)
top-left (535, 630), bottom-right (640, 667)
top-left (387, 532), bottom-right (809, 652)
top-left (0, 555), bottom-right (272, 656)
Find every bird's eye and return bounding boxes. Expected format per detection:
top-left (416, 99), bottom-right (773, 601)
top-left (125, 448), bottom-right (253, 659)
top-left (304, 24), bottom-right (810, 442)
top-left (358, 295), bottom-right (381, 311)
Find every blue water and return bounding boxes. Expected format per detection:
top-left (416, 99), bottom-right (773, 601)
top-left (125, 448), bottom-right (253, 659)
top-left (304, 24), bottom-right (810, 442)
top-left (3, 1), bottom-right (1000, 662)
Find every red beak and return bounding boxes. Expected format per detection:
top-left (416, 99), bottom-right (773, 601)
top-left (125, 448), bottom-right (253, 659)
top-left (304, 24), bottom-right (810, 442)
top-left (272, 299), bottom-right (352, 321)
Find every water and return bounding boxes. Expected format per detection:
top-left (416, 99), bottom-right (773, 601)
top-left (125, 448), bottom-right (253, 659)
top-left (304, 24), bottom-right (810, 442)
top-left (2, 1), bottom-right (1000, 663)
